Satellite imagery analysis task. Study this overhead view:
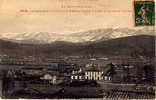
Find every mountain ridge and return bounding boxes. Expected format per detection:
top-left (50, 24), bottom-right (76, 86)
top-left (0, 28), bottom-right (154, 44)
top-left (0, 35), bottom-right (154, 58)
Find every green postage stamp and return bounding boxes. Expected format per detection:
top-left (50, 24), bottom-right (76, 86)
top-left (134, 0), bottom-right (155, 26)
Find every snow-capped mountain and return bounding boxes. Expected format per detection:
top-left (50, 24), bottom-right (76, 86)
top-left (0, 28), bottom-right (154, 44)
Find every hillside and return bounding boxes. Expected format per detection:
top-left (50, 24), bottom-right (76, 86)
top-left (0, 35), bottom-right (155, 58)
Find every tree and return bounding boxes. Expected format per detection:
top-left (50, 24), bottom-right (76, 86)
top-left (144, 64), bottom-right (155, 84)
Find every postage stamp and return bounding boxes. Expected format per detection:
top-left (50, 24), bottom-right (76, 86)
top-left (134, 0), bottom-right (155, 26)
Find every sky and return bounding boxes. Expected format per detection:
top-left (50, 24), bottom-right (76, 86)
top-left (0, 0), bottom-right (154, 34)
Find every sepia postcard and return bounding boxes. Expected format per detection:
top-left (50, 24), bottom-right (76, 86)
top-left (0, 0), bottom-right (155, 99)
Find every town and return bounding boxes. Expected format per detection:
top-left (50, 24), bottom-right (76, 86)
top-left (0, 54), bottom-right (155, 99)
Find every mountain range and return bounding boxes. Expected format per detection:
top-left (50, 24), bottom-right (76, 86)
top-left (0, 35), bottom-right (155, 58)
top-left (0, 28), bottom-right (154, 44)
